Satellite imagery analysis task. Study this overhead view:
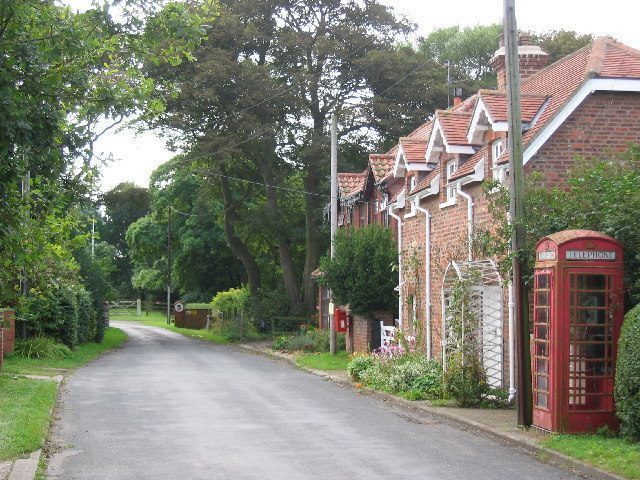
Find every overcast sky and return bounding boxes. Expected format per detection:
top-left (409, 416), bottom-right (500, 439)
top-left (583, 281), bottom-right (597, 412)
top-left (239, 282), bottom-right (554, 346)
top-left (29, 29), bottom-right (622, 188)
top-left (65, 0), bottom-right (640, 192)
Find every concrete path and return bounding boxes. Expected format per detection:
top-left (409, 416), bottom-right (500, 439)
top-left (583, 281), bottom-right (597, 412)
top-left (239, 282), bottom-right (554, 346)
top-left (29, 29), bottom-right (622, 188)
top-left (47, 322), bottom-right (583, 480)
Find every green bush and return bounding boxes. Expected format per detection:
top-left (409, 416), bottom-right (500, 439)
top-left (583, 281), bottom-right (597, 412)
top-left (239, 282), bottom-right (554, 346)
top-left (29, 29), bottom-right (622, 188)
top-left (615, 305), bottom-right (640, 441)
top-left (18, 285), bottom-right (85, 348)
top-left (95, 302), bottom-right (107, 343)
top-left (272, 330), bottom-right (346, 353)
top-left (320, 225), bottom-right (397, 316)
top-left (347, 354), bottom-right (376, 381)
top-left (354, 352), bottom-right (444, 399)
top-left (443, 353), bottom-right (489, 407)
top-left (76, 288), bottom-right (96, 344)
top-left (12, 337), bottom-right (72, 359)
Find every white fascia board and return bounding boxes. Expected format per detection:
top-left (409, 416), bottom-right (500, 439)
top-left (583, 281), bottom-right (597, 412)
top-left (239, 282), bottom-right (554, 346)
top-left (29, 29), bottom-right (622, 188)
top-left (467, 97), bottom-right (493, 144)
top-left (405, 162), bottom-right (432, 172)
top-left (524, 78), bottom-right (640, 164)
top-left (424, 117), bottom-right (444, 163)
top-left (405, 173), bottom-right (441, 204)
top-left (460, 158), bottom-right (486, 185)
top-left (447, 144), bottom-right (476, 154)
top-left (404, 202), bottom-right (417, 219)
top-left (396, 189), bottom-right (406, 209)
top-left (491, 121), bottom-right (509, 132)
top-left (393, 146), bottom-right (407, 177)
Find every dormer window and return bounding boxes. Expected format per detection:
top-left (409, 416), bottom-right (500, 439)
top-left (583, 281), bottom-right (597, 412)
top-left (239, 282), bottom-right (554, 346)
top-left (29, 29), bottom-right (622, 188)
top-left (446, 159), bottom-right (458, 201)
top-left (492, 139), bottom-right (508, 184)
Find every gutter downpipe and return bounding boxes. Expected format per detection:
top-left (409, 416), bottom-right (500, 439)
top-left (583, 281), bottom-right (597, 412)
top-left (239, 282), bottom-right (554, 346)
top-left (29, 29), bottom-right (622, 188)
top-left (508, 282), bottom-right (516, 402)
top-left (388, 206), bottom-right (403, 329)
top-left (414, 197), bottom-right (432, 359)
top-left (456, 184), bottom-right (473, 261)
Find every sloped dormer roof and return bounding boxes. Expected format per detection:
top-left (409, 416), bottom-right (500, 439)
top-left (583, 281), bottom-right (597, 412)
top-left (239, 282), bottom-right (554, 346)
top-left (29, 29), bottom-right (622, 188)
top-left (457, 37), bottom-right (640, 178)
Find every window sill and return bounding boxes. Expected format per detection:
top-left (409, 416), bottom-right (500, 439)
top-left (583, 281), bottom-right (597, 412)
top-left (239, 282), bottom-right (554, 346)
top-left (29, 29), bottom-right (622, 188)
top-left (439, 198), bottom-right (457, 209)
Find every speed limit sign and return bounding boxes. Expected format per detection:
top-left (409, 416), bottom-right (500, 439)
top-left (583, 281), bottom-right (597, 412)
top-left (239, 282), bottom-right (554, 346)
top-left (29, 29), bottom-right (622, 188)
top-left (174, 301), bottom-right (184, 313)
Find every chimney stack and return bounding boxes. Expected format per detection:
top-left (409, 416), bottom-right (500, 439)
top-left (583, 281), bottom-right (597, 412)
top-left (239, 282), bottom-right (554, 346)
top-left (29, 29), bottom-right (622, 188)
top-left (490, 33), bottom-right (549, 90)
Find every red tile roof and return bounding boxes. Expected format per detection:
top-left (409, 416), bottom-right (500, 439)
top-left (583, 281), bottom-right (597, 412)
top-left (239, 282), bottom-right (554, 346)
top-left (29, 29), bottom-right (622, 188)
top-left (478, 90), bottom-right (548, 123)
top-left (436, 110), bottom-right (474, 145)
top-left (598, 41), bottom-right (640, 78)
top-left (338, 172), bottom-right (366, 197)
top-left (467, 37), bottom-right (640, 171)
top-left (410, 163), bottom-right (441, 195)
top-left (398, 137), bottom-right (428, 163)
top-left (369, 154), bottom-right (395, 183)
top-left (449, 149), bottom-right (485, 181)
top-left (405, 120), bottom-right (434, 141)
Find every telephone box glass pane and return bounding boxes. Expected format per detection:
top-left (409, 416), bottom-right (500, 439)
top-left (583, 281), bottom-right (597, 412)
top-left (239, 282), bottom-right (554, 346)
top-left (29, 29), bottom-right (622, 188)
top-left (533, 271), bottom-right (551, 409)
top-left (568, 273), bottom-right (613, 412)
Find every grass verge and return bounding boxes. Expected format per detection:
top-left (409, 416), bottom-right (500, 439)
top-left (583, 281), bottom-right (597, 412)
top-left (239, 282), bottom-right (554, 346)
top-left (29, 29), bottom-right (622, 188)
top-left (295, 351), bottom-right (350, 371)
top-left (0, 376), bottom-right (58, 461)
top-left (542, 434), bottom-right (640, 479)
top-left (114, 310), bottom-right (269, 344)
top-left (0, 327), bottom-right (127, 462)
top-left (2, 327), bottom-right (127, 376)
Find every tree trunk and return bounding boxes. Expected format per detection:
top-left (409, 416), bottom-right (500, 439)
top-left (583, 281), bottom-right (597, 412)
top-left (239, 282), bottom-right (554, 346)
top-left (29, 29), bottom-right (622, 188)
top-left (260, 156), bottom-right (304, 314)
top-left (302, 167), bottom-right (321, 312)
top-left (219, 174), bottom-right (261, 296)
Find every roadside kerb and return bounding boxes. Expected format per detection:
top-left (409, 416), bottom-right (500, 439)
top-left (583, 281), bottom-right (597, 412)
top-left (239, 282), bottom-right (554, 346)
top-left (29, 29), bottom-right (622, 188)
top-left (237, 343), bottom-right (627, 480)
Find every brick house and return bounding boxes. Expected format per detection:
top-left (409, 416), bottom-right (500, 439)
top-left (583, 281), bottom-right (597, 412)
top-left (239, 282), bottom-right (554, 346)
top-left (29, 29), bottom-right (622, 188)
top-left (328, 36), bottom-right (640, 393)
top-left (388, 36), bottom-right (640, 397)
top-left (315, 153), bottom-right (404, 351)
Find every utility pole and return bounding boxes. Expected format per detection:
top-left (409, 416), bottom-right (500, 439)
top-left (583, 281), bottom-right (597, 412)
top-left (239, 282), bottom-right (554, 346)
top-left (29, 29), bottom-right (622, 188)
top-left (504, 0), bottom-right (532, 427)
top-left (329, 114), bottom-right (338, 355)
top-left (167, 206), bottom-right (172, 325)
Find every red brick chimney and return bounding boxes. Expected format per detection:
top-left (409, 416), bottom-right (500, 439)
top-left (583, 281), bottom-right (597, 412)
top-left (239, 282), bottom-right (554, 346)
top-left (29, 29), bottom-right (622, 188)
top-left (490, 33), bottom-right (549, 90)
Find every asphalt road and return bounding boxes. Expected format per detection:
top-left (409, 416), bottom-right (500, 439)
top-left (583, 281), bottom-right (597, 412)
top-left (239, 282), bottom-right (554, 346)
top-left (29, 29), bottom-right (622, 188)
top-left (47, 322), bottom-right (582, 480)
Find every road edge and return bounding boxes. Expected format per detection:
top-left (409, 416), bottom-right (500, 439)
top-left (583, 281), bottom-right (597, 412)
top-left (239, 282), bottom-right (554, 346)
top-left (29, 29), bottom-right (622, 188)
top-left (237, 343), bottom-right (627, 480)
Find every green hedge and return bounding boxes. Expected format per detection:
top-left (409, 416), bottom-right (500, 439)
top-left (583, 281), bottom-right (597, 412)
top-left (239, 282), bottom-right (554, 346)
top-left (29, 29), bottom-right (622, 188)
top-left (615, 305), bottom-right (640, 441)
top-left (18, 285), bottom-right (99, 348)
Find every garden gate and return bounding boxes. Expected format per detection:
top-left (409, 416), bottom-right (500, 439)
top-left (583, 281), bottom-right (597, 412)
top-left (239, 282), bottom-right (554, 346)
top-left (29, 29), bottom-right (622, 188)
top-left (441, 260), bottom-right (504, 388)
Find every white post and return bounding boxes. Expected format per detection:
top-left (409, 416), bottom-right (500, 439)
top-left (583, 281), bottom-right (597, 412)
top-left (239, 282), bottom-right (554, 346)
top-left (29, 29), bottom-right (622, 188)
top-left (136, 298), bottom-right (142, 317)
top-left (329, 114), bottom-right (338, 355)
top-left (415, 199), bottom-right (432, 359)
top-left (388, 206), bottom-right (403, 329)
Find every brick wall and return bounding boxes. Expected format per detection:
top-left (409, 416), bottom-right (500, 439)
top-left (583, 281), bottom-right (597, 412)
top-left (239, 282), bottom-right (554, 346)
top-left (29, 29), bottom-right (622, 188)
top-left (527, 91), bottom-right (640, 187)
top-left (0, 309), bottom-right (15, 367)
top-left (396, 89), bottom-right (640, 384)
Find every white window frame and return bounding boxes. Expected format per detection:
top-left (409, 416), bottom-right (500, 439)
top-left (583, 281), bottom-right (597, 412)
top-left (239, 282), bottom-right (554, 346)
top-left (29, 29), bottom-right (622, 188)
top-left (410, 175), bottom-right (417, 191)
top-left (445, 159), bottom-right (458, 202)
top-left (492, 140), bottom-right (507, 184)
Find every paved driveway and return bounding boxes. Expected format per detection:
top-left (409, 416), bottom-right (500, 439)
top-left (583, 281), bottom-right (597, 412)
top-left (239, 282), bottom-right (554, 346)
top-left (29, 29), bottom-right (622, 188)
top-left (47, 322), bottom-right (581, 480)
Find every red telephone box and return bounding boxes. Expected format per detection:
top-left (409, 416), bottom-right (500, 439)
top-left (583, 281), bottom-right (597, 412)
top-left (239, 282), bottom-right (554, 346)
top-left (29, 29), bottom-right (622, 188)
top-left (334, 308), bottom-right (349, 333)
top-left (533, 230), bottom-right (624, 433)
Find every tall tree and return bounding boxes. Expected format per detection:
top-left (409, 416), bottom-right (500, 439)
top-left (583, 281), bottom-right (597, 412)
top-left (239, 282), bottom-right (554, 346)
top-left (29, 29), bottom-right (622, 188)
top-left (99, 182), bottom-right (151, 296)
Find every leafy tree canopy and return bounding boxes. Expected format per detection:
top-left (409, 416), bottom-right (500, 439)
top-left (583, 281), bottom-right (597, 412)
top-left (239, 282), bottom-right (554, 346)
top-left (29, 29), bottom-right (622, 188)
top-left (320, 225), bottom-right (397, 316)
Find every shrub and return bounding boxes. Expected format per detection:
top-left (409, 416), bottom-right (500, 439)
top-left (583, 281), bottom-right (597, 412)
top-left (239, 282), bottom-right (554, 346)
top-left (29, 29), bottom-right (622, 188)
top-left (95, 302), bottom-right (108, 343)
top-left (320, 225), bottom-right (397, 316)
top-left (18, 284), bottom-right (85, 348)
top-left (355, 352), bottom-right (444, 399)
top-left (347, 354), bottom-right (375, 381)
top-left (272, 330), bottom-right (346, 353)
top-left (443, 353), bottom-right (489, 407)
top-left (615, 305), bottom-right (640, 441)
top-left (12, 337), bottom-right (72, 359)
top-left (76, 288), bottom-right (96, 344)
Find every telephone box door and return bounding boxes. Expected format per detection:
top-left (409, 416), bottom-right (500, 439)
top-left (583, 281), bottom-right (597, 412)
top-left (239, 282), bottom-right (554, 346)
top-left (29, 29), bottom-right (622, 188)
top-left (562, 268), bottom-right (622, 431)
